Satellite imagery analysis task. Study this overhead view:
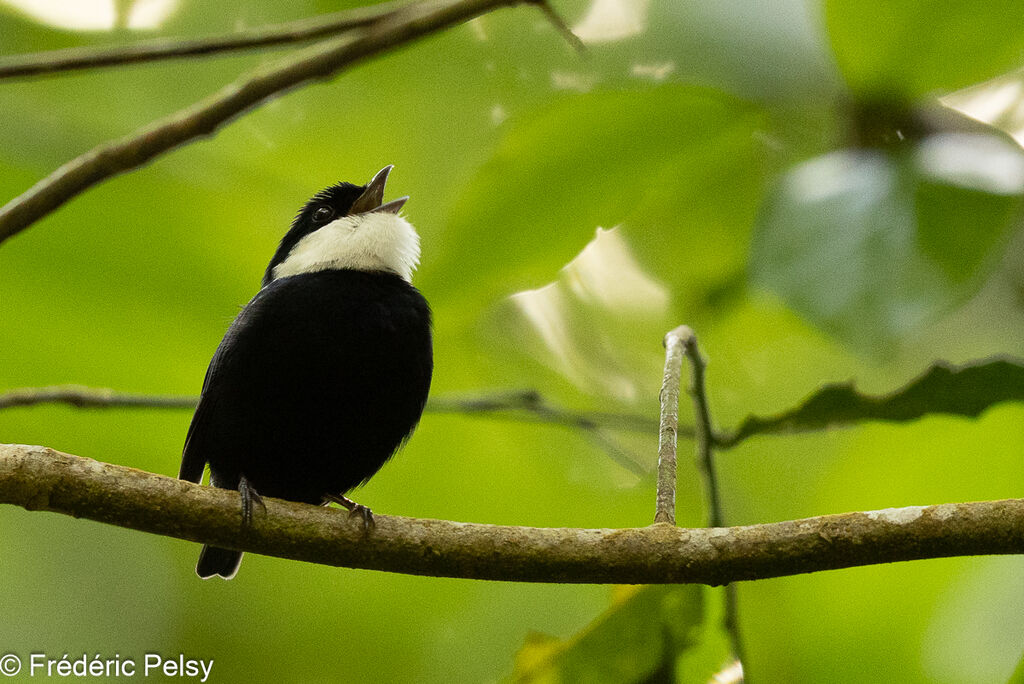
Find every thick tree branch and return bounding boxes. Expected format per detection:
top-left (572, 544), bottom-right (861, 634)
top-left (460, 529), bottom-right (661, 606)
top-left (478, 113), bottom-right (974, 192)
top-left (0, 0), bottom-right (529, 246)
top-left (1, 444), bottom-right (1021, 584)
top-left (0, 2), bottom-right (404, 79)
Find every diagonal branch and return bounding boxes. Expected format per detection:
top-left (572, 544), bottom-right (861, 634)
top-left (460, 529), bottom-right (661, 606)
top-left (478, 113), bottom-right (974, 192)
top-left (1, 443), bottom-right (1022, 584)
top-left (0, 0), bottom-right (530, 246)
top-left (0, 2), bottom-right (405, 79)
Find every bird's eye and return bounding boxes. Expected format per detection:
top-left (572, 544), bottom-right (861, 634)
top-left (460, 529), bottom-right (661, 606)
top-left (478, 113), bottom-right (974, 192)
top-left (312, 206), bottom-right (334, 223)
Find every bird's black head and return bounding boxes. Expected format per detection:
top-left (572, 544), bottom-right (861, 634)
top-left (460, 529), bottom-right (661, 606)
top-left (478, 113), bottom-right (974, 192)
top-left (262, 166), bottom-right (412, 287)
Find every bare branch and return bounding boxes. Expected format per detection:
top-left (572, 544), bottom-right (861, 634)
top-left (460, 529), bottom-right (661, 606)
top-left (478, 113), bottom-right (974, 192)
top-left (654, 326), bottom-right (688, 525)
top-left (683, 330), bottom-right (722, 528)
top-left (679, 328), bottom-right (748, 679)
top-left (0, 384), bottom-right (197, 410)
top-left (0, 385), bottom-right (658, 431)
top-left (0, 0), bottom-right (529, 246)
top-left (0, 2), bottom-right (405, 79)
top-left (2, 443), bottom-right (1022, 584)
top-left (427, 390), bottom-right (663, 435)
top-left (0, 384), bottom-right (654, 473)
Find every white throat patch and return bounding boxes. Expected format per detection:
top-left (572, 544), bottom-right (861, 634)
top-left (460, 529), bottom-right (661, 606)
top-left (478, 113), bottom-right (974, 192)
top-left (271, 212), bottom-right (420, 283)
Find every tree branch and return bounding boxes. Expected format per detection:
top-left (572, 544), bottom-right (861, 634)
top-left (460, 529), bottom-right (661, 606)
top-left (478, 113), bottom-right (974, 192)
top-left (1, 443), bottom-right (1021, 584)
top-left (654, 326), bottom-right (687, 524)
top-left (0, 384), bottom-right (660, 432)
top-left (0, 2), bottom-right (405, 79)
top-left (0, 384), bottom-right (197, 410)
top-left (0, 0), bottom-right (529, 246)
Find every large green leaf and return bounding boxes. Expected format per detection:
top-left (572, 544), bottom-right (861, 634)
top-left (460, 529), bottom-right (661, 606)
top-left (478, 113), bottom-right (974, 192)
top-left (750, 134), bottom-right (1023, 351)
top-left (424, 85), bottom-right (767, 309)
top-left (825, 0), bottom-right (1024, 98)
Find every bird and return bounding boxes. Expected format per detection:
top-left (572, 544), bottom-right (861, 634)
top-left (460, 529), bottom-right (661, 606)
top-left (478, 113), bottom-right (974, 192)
top-left (178, 165), bottom-right (433, 579)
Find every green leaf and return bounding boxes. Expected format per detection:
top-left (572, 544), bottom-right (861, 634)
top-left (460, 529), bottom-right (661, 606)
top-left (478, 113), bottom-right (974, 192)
top-left (425, 85), bottom-right (767, 312)
top-left (509, 585), bottom-right (704, 684)
top-left (824, 0), bottom-right (1024, 98)
top-left (750, 138), bottom-right (1023, 352)
top-left (724, 356), bottom-right (1024, 445)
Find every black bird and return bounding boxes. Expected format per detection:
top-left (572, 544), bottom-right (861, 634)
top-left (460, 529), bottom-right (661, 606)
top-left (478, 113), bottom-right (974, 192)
top-left (179, 166), bottom-right (432, 579)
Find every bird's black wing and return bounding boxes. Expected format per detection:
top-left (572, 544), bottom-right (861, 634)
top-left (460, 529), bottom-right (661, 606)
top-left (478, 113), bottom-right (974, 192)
top-left (178, 289), bottom-right (272, 484)
top-left (178, 359), bottom-right (218, 483)
top-left (178, 282), bottom-right (295, 485)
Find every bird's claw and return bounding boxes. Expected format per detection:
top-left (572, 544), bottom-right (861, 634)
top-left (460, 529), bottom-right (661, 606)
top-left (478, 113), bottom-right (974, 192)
top-left (239, 474), bottom-right (265, 528)
top-left (324, 493), bottom-right (375, 533)
top-left (347, 503), bottom-right (375, 531)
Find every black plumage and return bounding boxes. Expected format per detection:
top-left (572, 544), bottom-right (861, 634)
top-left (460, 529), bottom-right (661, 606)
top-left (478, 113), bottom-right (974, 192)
top-left (179, 168), bottom-right (432, 579)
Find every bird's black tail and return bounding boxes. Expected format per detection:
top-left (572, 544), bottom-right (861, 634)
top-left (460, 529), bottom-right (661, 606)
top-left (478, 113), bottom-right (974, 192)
top-left (196, 545), bottom-right (243, 580)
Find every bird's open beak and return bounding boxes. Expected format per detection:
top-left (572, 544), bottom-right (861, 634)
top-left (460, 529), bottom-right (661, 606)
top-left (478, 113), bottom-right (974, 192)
top-left (351, 165), bottom-right (409, 215)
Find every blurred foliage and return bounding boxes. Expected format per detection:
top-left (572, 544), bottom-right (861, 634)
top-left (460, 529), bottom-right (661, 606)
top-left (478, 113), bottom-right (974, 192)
top-left (1, 0), bottom-right (1024, 683)
top-left (509, 585), bottom-right (703, 683)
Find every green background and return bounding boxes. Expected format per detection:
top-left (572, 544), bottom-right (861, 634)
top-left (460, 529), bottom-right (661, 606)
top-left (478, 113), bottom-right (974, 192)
top-left (1, 0), bottom-right (1023, 681)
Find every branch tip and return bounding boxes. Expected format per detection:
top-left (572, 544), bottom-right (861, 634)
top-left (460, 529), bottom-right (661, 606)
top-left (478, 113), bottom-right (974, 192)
top-left (529, 0), bottom-right (587, 55)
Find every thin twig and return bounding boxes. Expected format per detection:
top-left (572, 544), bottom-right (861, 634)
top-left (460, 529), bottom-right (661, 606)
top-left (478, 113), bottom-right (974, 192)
top-left (436, 390), bottom-right (648, 474)
top-left (428, 390), bottom-right (664, 434)
top-left (0, 384), bottom-right (653, 473)
top-left (0, 385), bottom-right (659, 431)
top-left (581, 427), bottom-right (646, 476)
top-left (680, 329), bottom-right (748, 680)
top-left (654, 326), bottom-right (688, 525)
top-left (683, 331), bottom-right (722, 527)
top-left (2, 444), bottom-right (1023, 583)
top-left (528, 0), bottom-right (586, 55)
top-left (0, 384), bottom-right (197, 410)
top-left (0, 0), bottom-right (529, 246)
top-left (0, 2), bottom-right (405, 79)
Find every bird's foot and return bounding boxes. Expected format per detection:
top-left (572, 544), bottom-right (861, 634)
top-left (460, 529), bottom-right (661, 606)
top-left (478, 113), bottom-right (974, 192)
top-left (324, 493), bottom-right (375, 532)
top-left (239, 474), bottom-right (265, 527)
